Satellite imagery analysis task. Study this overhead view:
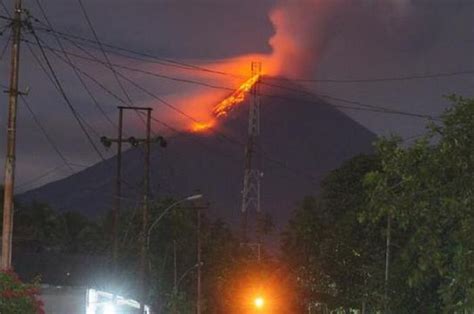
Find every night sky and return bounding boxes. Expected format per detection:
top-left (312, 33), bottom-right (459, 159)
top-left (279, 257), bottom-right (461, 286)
top-left (0, 0), bottom-right (473, 191)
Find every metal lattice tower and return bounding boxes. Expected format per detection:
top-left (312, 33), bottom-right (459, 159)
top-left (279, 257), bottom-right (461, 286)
top-left (241, 61), bottom-right (262, 246)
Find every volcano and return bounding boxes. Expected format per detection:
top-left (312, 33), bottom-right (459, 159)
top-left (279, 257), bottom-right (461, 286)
top-left (19, 79), bottom-right (376, 231)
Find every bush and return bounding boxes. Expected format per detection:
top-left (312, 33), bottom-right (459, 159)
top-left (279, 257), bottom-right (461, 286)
top-left (0, 270), bottom-right (44, 314)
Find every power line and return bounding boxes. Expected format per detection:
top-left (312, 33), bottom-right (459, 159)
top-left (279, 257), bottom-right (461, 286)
top-left (30, 22), bottom-right (242, 78)
top-left (0, 0), bottom-right (10, 18)
top-left (260, 78), bottom-right (438, 120)
top-left (0, 10), bottom-right (467, 87)
top-left (22, 36), bottom-right (438, 121)
top-left (23, 28), bottom-right (242, 193)
top-left (33, 23), bottom-right (206, 73)
top-left (75, 0), bottom-right (134, 106)
top-left (76, 53), bottom-right (319, 184)
top-left (0, 24), bottom-right (11, 60)
top-left (39, 36), bottom-right (319, 185)
top-left (34, 4), bottom-right (166, 137)
top-left (36, 34), bottom-right (238, 133)
top-left (34, 32), bottom-right (433, 185)
top-left (67, 2), bottom-right (157, 136)
top-left (265, 70), bottom-right (474, 84)
top-left (20, 94), bottom-right (75, 172)
top-left (45, 38), bottom-right (240, 147)
top-left (23, 40), bottom-right (102, 139)
top-left (15, 164), bottom-right (65, 191)
top-left (28, 23), bottom-right (159, 170)
top-left (24, 22), bottom-right (105, 160)
top-left (27, 20), bottom-right (474, 84)
top-left (24, 26), bottom-right (432, 185)
top-left (31, 0), bottom-right (117, 130)
top-left (61, 37), bottom-right (437, 120)
top-left (22, 31), bottom-right (437, 189)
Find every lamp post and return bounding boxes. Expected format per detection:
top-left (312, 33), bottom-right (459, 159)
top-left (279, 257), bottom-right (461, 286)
top-left (175, 262), bottom-right (204, 293)
top-left (146, 194), bottom-right (203, 250)
top-left (146, 194), bottom-right (202, 314)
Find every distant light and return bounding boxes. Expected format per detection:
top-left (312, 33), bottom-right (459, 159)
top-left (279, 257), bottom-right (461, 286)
top-left (186, 194), bottom-right (203, 201)
top-left (103, 303), bottom-right (116, 314)
top-left (86, 289), bottom-right (150, 314)
top-left (254, 296), bottom-right (265, 309)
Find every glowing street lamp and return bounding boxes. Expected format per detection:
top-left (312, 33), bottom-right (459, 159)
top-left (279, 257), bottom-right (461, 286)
top-left (254, 296), bottom-right (265, 310)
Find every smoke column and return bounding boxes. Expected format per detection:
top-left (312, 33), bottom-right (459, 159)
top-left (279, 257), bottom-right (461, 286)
top-left (268, 0), bottom-right (417, 78)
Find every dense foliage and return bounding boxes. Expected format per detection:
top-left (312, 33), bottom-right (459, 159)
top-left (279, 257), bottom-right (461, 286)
top-left (363, 95), bottom-right (474, 312)
top-left (282, 155), bottom-right (384, 312)
top-left (282, 96), bottom-right (474, 312)
top-left (0, 270), bottom-right (44, 314)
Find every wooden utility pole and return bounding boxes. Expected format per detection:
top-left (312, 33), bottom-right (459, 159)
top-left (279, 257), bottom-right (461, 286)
top-left (114, 108), bottom-right (123, 264)
top-left (101, 107), bottom-right (165, 313)
top-left (100, 107), bottom-right (126, 271)
top-left (139, 108), bottom-right (152, 313)
top-left (1, 0), bottom-right (22, 270)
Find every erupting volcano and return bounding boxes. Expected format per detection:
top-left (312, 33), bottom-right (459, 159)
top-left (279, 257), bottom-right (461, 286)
top-left (191, 73), bottom-right (261, 133)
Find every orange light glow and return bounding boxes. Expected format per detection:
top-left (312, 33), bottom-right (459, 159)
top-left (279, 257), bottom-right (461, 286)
top-left (213, 74), bottom-right (260, 118)
top-left (190, 74), bottom-right (260, 133)
top-left (254, 296), bottom-right (265, 309)
top-left (191, 120), bottom-right (215, 132)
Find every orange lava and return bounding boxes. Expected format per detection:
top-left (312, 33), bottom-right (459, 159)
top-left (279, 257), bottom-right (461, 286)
top-left (213, 74), bottom-right (260, 118)
top-left (190, 74), bottom-right (260, 132)
top-left (191, 120), bottom-right (216, 132)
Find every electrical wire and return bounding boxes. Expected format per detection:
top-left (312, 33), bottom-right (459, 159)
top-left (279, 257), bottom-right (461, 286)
top-left (75, 0), bottom-right (157, 134)
top-left (31, 0), bottom-right (117, 130)
top-left (20, 94), bottom-right (75, 172)
top-left (31, 22), bottom-right (242, 78)
top-left (21, 36), bottom-right (438, 121)
top-left (23, 41), bottom-right (102, 140)
top-left (25, 22), bottom-right (105, 160)
top-left (19, 27), bottom-right (248, 194)
top-left (22, 22), bottom-right (433, 186)
top-left (28, 20), bottom-right (474, 84)
top-left (22, 32), bottom-right (436, 186)
top-left (0, 24), bottom-right (11, 60)
top-left (16, 165), bottom-right (66, 191)
top-left (260, 78), bottom-right (438, 120)
top-left (43, 39), bottom-right (245, 160)
top-left (0, 0), bottom-right (9, 18)
top-left (40, 35), bottom-right (320, 185)
top-left (75, 0), bottom-right (134, 105)
top-left (0, 11), bottom-right (467, 87)
top-left (265, 70), bottom-right (474, 84)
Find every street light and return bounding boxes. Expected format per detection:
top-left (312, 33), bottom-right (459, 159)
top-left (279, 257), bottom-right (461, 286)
top-left (145, 194), bottom-right (203, 314)
top-left (146, 194), bottom-right (203, 249)
top-left (254, 296), bottom-right (265, 310)
top-left (175, 262), bottom-right (204, 292)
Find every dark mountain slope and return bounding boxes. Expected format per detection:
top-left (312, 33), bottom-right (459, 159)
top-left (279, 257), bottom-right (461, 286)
top-left (19, 81), bottom-right (376, 230)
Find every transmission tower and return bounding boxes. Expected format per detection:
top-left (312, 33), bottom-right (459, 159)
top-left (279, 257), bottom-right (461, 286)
top-left (240, 62), bottom-right (262, 258)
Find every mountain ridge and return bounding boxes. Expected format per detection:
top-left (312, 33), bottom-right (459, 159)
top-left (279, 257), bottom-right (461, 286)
top-left (19, 81), bottom-right (377, 230)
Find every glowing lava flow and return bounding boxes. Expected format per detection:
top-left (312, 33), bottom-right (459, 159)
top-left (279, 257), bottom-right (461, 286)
top-left (213, 74), bottom-right (260, 117)
top-left (191, 74), bottom-right (260, 132)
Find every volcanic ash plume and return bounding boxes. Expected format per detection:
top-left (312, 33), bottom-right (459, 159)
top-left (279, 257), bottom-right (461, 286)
top-left (268, 0), bottom-right (341, 78)
top-left (268, 0), bottom-right (415, 78)
top-left (156, 0), bottom-right (422, 133)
